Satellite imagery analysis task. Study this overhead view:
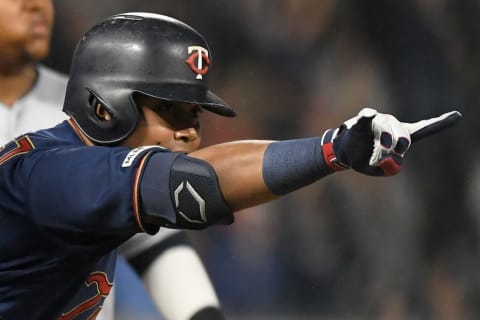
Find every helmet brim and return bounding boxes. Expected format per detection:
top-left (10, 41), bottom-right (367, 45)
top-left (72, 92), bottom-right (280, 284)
top-left (134, 83), bottom-right (236, 117)
top-left (202, 91), bottom-right (236, 117)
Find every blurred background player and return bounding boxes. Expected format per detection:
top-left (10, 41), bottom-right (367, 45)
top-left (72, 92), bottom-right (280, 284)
top-left (0, 1), bottom-right (225, 319)
top-left (0, 0), bottom-right (65, 141)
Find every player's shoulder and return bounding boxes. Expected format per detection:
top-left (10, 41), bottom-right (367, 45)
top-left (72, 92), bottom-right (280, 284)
top-left (0, 122), bottom-right (73, 173)
top-left (11, 121), bottom-right (80, 155)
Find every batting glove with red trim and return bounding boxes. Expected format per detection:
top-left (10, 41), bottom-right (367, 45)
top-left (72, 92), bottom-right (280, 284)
top-left (321, 107), bottom-right (462, 176)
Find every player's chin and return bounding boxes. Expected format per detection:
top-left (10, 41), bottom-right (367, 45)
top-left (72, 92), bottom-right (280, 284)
top-left (26, 40), bottom-right (51, 61)
top-left (167, 144), bottom-right (199, 154)
top-left (170, 149), bottom-right (189, 154)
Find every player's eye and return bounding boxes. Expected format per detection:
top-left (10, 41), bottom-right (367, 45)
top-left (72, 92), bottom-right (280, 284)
top-left (191, 106), bottom-right (202, 116)
top-left (154, 102), bottom-right (175, 114)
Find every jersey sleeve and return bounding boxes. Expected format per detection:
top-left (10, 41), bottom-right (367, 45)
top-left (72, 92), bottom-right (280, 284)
top-left (24, 145), bottom-right (179, 236)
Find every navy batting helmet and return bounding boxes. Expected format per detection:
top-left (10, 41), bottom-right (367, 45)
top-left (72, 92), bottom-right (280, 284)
top-left (63, 12), bottom-right (235, 145)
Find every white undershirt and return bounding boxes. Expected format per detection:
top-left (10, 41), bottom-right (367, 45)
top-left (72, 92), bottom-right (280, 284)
top-left (0, 65), bottom-right (68, 145)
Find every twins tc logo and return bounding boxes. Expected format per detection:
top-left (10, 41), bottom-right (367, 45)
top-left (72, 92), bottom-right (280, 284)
top-left (186, 46), bottom-right (210, 80)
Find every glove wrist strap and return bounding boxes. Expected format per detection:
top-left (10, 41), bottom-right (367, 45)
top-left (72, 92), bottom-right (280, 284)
top-left (321, 142), bottom-right (349, 172)
top-left (320, 128), bottom-right (349, 172)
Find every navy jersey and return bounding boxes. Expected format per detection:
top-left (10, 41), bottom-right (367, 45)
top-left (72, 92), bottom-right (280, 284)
top-left (0, 120), bottom-right (176, 319)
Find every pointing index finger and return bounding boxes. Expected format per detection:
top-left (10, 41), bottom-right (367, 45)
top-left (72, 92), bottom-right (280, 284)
top-left (406, 110), bottom-right (462, 143)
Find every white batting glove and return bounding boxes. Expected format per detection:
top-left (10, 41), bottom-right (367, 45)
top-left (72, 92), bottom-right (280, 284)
top-left (321, 107), bottom-right (462, 176)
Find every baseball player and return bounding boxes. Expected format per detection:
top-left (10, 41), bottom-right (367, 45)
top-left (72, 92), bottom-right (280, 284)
top-left (0, 12), bottom-right (461, 319)
top-left (0, 2), bottom-right (224, 320)
top-left (0, 0), bottom-right (66, 142)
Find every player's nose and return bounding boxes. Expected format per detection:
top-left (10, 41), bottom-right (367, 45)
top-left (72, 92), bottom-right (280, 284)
top-left (174, 127), bottom-right (199, 144)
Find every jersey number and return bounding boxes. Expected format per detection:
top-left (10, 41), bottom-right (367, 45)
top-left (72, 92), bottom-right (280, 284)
top-left (0, 136), bottom-right (35, 165)
top-left (59, 272), bottom-right (113, 320)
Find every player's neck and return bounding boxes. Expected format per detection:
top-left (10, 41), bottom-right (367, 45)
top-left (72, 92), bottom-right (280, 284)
top-left (67, 119), bottom-right (96, 146)
top-left (0, 63), bottom-right (37, 107)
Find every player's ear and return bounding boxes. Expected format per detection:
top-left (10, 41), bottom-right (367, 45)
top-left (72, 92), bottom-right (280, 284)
top-left (94, 101), bottom-right (112, 122)
top-left (87, 91), bottom-right (112, 122)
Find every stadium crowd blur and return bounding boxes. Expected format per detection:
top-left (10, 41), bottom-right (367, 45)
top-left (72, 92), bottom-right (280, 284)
top-left (48, 1), bottom-right (479, 319)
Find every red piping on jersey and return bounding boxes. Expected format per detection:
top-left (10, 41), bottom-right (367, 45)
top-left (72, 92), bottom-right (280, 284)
top-left (133, 153), bottom-right (151, 232)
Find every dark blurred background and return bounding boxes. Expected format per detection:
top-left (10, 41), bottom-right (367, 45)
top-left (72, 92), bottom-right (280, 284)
top-left (47, 1), bottom-right (480, 319)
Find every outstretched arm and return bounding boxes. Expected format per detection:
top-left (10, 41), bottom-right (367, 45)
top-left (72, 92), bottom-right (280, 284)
top-left (189, 140), bottom-right (274, 211)
top-left (139, 108), bottom-right (461, 230)
top-left (190, 108), bottom-right (462, 211)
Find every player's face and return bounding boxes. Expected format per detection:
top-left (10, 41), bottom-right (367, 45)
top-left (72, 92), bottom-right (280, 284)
top-left (122, 98), bottom-right (202, 153)
top-left (0, 0), bottom-right (54, 66)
